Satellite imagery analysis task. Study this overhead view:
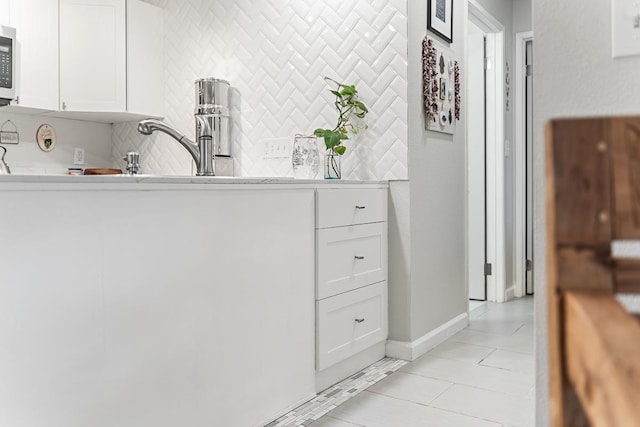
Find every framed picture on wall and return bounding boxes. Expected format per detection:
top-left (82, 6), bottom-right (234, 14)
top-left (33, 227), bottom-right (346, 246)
top-left (428, 0), bottom-right (453, 43)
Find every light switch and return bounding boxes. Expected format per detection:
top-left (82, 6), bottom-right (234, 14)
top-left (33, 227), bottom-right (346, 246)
top-left (262, 138), bottom-right (290, 159)
top-left (612, 0), bottom-right (640, 58)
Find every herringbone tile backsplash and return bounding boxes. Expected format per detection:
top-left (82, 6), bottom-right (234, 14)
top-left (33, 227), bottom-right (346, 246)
top-left (112, 0), bottom-right (408, 180)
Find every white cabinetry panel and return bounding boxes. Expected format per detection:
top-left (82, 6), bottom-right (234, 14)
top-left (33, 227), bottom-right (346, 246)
top-left (314, 188), bottom-right (389, 382)
top-left (60, 0), bottom-right (126, 112)
top-left (317, 222), bottom-right (387, 300)
top-left (317, 189), bottom-right (387, 228)
top-left (127, 0), bottom-right (163, 117)
top-left (317, 282), bottom-right (388, 370)
top-left (9, 0), bottom-right (58, 111)
top-left (0, 188), bottom-right (315, 427)
top-left (0, 0), bottom-right (9, 26)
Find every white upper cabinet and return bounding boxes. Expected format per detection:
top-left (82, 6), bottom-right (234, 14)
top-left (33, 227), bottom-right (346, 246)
top-left (127, 0), bottom-right (163, 118)
top-left (9, 0), bottom-right (59, 111)
top-left (59, 0), bottom-right (126, 114)
top-left (58, 0), bottom-right (163, 121)
top-left (0, 0), bottom-right (9, 26)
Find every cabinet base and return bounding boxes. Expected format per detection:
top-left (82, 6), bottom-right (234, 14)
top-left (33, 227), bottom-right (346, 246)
top-left (315, 341), bottom-right (386, 393)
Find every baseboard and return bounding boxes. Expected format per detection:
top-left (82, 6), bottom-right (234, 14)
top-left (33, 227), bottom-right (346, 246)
top-left (385, 312), bottom-right (469, 361)
top-left (468, 300), bottom-right (488, 317)
top-left (505, 285), bottom-right (516, 301)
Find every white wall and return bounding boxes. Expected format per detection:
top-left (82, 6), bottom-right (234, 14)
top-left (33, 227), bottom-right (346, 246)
top-left (513, 0), bottom-right (532, 34)
top-left (0, 112), bottom-right (112, 174)
top-left (404, 0), bottom-right (468, 341)
top-left (388, 180), bottom-right (412, 341)
top-left (113, 0), bottom-right (409, 180)
top-left (533, 0), bottom-right (640, 424)
top-left (389, 0), bottom-right (522, 349)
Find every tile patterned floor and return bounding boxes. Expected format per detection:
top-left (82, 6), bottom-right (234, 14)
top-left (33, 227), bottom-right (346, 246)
top-left (309, 296), bottom-right (535, 427)
top-left (267, 358), bottom-right (408, 426)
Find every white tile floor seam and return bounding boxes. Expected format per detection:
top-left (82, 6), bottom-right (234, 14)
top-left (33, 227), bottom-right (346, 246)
top-left (269, 296), bottom-right (535, 427)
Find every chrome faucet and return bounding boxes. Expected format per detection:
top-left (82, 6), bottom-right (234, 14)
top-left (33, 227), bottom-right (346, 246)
top-left (137, 78), bottom-right (230, 176)
top-left (137, 116), bottom-right (214, 176)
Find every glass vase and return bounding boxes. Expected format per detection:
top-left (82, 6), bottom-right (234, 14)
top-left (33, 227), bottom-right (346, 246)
top-left (291, 134), bottom-right (320, 179)
top-left (324, 148), bottom-right (342, 179)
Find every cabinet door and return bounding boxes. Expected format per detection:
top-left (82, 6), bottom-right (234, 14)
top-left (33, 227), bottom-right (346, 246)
top-left (317, 282), bottom-right (388, 371)
top-left (59, 0), bottom-right (125, 112)
top-left (10, 0), bottom-right (58, 111)
top-left (0, 0), bottom-right (9, 26)
top-left (317, 222), bottom-right (387, 299)
top-left (316, 189), bottom-right (388, 228)
top-left (127, 0), bottom-right (163, 117)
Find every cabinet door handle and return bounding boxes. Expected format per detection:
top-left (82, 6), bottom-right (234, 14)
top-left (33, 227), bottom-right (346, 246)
top-left (355, 205), bottom-right (366, 210)
top-left (355, 318), bottom-right (365, 324)
top-left (354, 256), bottom-right (365, 260)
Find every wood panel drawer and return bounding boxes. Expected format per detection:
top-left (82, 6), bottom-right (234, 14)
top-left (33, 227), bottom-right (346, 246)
top-left (317, 222), bottom-right (387, 300)
top-left (316, 189), bottom-right (387, 228)
top-left (316, 282), bottom-right (388, 371)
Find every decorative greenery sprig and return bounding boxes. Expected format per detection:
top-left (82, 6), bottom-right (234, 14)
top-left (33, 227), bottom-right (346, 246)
top-left (314, 77), bottom-right (369, 155)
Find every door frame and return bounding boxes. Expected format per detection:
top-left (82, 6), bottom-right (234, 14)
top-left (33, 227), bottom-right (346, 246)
top-left (466, 20), bottom-right (488, 301)
top-left (514, 31), bottom-right (533, 298)
top-left (468, 0), bottom-right (506, 302)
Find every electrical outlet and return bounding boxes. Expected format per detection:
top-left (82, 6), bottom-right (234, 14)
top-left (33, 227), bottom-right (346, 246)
top-left (73, 148), bottom-right (85, 165)
top-left (262, 138), bottom-right (291, 159)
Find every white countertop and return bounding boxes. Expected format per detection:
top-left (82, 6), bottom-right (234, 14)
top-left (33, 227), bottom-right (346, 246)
top-left (0, 174), bottom-right (388, 190)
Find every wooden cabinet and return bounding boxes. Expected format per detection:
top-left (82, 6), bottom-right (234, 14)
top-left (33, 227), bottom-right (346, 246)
top-left (8, 0), bottom-right (59, 112)
top-left (56, 0), bottom-right (163, 121)
top-left (315, 188), bottom-right (388, 374)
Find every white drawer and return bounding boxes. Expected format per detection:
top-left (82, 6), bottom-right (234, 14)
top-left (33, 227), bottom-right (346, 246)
top-left (317, 222), bottom-right (387, 300)
top-left (316, 189), bottom-right (387, 228)
top-left (316, 282), bottom-right (388, 371)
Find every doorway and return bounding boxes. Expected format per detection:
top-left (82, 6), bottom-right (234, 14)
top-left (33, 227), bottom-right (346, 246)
top-left (525, 40), bottom-right (534, 295)
top-left (515, 31), bottom-right (534, 297)
top-left (467, 20), bottom-right (487, 301)
top-left (467, 1), bottom-right (506, 303)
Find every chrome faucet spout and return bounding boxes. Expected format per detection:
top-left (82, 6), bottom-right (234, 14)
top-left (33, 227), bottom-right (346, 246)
top-left (195, 115), bottom-right (214, 176)
top-left (137, 119), bottom-right (214, 175)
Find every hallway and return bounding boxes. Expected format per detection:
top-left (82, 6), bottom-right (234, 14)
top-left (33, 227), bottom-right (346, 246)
top-left (313, 297), bottom-right (535, 426)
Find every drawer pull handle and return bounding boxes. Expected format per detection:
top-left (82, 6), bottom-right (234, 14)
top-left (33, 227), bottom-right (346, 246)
top-left (355, 318), bottom-right (366, 324)
top-left (354, 256), bottom-right (365, 260)
top-left (355, 205), bottom-right (366, 210)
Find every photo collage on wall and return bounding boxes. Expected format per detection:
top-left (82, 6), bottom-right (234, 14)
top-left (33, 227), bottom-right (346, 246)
top-left (422, 36), bottom-right (460, 135)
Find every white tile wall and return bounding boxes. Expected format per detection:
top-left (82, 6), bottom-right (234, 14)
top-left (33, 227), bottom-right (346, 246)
top-left (0, 111), bottom-right (113, 174)
top-left (112, 0), bottom-right (408, 180)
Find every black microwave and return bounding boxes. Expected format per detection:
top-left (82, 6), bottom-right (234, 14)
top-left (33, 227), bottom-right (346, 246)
top-left (0, 25), bottom-right (15, 106)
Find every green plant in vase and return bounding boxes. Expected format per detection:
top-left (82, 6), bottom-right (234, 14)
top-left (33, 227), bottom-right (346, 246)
top-left (314, 77), bottom-right (369, 179)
